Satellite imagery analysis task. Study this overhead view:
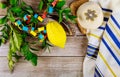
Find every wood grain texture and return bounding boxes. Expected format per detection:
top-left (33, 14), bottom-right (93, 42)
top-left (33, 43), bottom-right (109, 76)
top-left (0, 0), bottom-right (88, 77)
top-left (0, 57), bottom-right (84, 77)
top-left (0, 36), bottom-right (88, 57)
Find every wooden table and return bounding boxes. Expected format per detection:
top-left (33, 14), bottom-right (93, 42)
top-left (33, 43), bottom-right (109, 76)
top-left (0, 0), bottom-right (88, 77)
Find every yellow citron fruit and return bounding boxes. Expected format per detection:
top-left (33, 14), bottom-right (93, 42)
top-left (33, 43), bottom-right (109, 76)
top-left (46, 21), bottom-right (66, 48)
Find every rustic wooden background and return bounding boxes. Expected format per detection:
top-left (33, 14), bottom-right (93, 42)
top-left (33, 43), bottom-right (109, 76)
top-left (0, 0), bottom-right (88, 77)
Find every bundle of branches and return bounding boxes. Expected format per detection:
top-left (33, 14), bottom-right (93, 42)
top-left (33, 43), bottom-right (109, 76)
top-left (0, 0), bottom-right (76, 72)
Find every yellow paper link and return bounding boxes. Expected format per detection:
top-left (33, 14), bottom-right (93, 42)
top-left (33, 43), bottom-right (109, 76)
top-left (38, 27), bottom-right (44, 32)
top-left (14, 22), bottom-right (22, 30)
top-left (18, 27), bottom-right (22, 30)
top-left (28, 15), bottom-right (31, 17)
top-left (38, 16), bottom-right (43, 22)
top-left (14, 22), bottom-right (18, 26)
top-left (39, 39), bottom-right (44, 43)
top-left (30, 31), bottom-right (37, 37)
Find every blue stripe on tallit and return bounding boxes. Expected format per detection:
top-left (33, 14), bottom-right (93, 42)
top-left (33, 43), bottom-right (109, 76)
top-left (102, 8), bottom-right (113, 12)
top-left (102, 38), bottom-right (120, 65)
top-left (111, 15), bottom-right (120, 29)
top-left (106, 24), bottom-right (120, 48)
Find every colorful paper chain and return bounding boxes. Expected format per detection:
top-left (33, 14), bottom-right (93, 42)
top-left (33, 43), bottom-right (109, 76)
top-left (14, 0), bottom-right (61, 42)
top-left (15, 14), bottom-right (47, 42)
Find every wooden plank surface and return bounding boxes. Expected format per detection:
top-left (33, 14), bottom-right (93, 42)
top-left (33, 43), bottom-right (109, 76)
top-left (0, 0), bottom-right (88, 77)
top-left (0, 36), bottom-right (88, 57)
top-left (0, 57), bottom-right (84, 77)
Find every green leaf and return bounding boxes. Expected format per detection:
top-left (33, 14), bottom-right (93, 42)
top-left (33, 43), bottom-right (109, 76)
top-left (68, 15), bottom-right (77, 20)
top-left (1, 24), bottom-right (10, 40)
top-left (20, 43), bottom-right (38, 66)
top-left (1, 37), bottom-right (5, 43)
top-left (30, 16), bottom-right (36, 23)
top-left (2, 30), bottom-right (9, 39)
top-left (12, 29), bottom-right (23, 50)
top-left (55, 1), bottom-right (66, 9)
top-left (63, 8), bottom-right (71, 14)
top-left (41, 40), bottom-right (46, 49)
top-left (58, 10), bottom-right (63, 23)
top-left (23, 6), bottom-right (33, 14)
top-left (10, 0), bottom-right (18, 6)
top-left (31, 54), bottom-right (37, 66)
top-left (7, 49), bottom-right (15, 72)
top-left (0, 2), bottom-right (7, 9)
top-left (0, 16), bottom-right (7, 24)
top-left (7, 12), bottom-right (15, 22)
top-left (21, 33), bottom-right (27, 39)
top-left (17, 11), bottom-right (27, 18)
top-left (21, 1), bottom-right (27, 7)
top-left (8, 59), bottom-right (14, 72)
top-left (11, 7), bottom-right (22, 13)
top-left (38, 0), bottom-right (43, 11)
top-left (48, 0), bottom-right (54, 3)
top-left (10, 34), bottom-right (17, 52)
top-left (9, 29), bottom-right (23, 53)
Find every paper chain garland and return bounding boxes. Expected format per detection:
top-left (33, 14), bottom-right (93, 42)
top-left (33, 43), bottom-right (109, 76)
top-left (0, 0), bottom-right (76, 72)
top-left (14, 0), bottom-right (60, 43)
top-left (15, 14), bottom-right (47, 43)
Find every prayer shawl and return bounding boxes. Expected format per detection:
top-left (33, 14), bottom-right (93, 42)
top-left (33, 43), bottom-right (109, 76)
top-left (83, 0), bottom-right (120, 77)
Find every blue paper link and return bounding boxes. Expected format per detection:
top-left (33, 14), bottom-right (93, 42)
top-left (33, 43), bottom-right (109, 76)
top-left (34, 14), bottom-right (38, 18)
top-left (24, 15), bottom-right (28, 21)
top-left (16, 20), bottom-right (22, 25)
top-left (38, 34), bottom-right (44, 39)
top-left (48, 6), bottom-right (54, 14)
top-left (22, 26), bottom-right (29, 32)
top-left (31, 27), bottom-right (35, 31)
top-left (43, 30), bottom-right (47, 34)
